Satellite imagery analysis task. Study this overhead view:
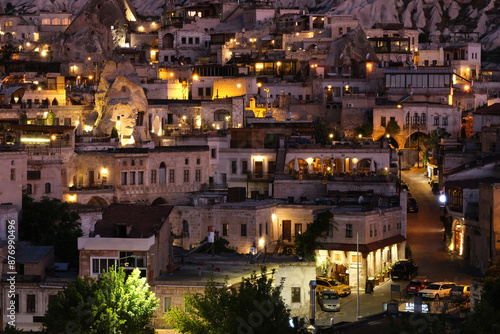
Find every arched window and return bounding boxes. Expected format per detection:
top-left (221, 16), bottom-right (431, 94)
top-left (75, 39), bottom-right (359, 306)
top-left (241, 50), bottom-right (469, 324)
top-left (8, 21), bottom-right (13, 27)
top-left (26, 184), bottom-right (32, 194)
top-left (421, 114), bottom-right (427, 125)
top-left (45, 183), bottom-right (51, 193)
top-left (62, 18), bottom-right (70, 25)
top-left (11, 160), bottom-right (15, 165)
top-left (52, 18), bottom-right (61, 25)
top-left (159, 162), bottom-right (166, 184)
top-left (406, 112), bottom-right (410, 125)
top-left (413, 113), bottom-right (419, 125)
top-left (42, 18), bottom-right (50, 25)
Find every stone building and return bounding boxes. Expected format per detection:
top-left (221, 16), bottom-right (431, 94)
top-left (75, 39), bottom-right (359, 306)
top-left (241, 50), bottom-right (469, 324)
top-left (77, 204), bottom-right (174, 280)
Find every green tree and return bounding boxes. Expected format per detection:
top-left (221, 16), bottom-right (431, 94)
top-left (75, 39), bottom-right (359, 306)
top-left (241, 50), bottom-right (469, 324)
top-left (314, 117), bottom-right (332, 145)
top-left (384, 119), bottom-right (401, 137)
top-left (461, 259), bottom-right (500, 334)
top-left (295, 210), bottom-right (334, 261)
top-left (0, 44), bottom-right (19, 61)
top-left (164, 267), bottom-right (305, 334)
top-left (44, 267), bottom-right (158, 334)
top-left (355, 121), bottom-right (373, 138)
top-left (21, 194), bottom-right (82, 267)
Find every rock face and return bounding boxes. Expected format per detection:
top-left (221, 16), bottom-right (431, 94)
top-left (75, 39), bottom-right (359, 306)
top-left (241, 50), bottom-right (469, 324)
top-left (3, 0), bottom-right (500, 52)
top-left (92, 59), bottom-right (149, 143)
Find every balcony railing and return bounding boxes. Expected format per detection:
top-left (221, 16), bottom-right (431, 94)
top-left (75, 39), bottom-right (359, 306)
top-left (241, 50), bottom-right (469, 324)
top-left (200, 183), bottom-right (228, 190)
top-left (247, 172), bottom-right (275, 181)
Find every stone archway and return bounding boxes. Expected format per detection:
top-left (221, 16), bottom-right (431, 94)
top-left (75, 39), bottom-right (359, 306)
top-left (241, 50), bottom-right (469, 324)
top-left (152, 197), bottom-right (168, 205)
top-left (87, 196), bottom-right (108, 206)
top-left (162, 33), bottom-right (174, 49)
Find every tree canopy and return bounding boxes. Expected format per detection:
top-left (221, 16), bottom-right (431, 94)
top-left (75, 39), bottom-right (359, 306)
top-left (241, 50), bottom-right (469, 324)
top-left (164, 267), bottom-right (306, 334)
top-left (385, 119), bottom-right (401, 137)
top-left (314, 117), bottom-right (333, 145)
top-left (44, 267), bottom-right (158, 334)
top-left (21, 194), bottom-right (82, 267)
top-left (295, 210), bottom-right (334, 261)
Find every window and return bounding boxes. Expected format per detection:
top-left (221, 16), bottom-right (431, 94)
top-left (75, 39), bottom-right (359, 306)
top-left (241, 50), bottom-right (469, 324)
top-left (442, 116), bottom-right (448, 126)
top-left (121, 172), bottom-right (127, 185)
top-left (211, 148), bottom-right (217, 158)
top-left (434, 116), bottom-right (440, 126)
top-left (13, 294), bottom-right (19, 312)
top-left (266, 222), bottom-right (268, 235)
top-left (42, 18), bottom-right (50, 25)
top-left (188, 37), bottom-right (193, 44)
top-left (91, 257), bottom-right (118, 275)
top-left (181, 37), bottom-right (186, 44)
top-left (131, 160), bottom-right (135, 166)
top-left (231, 161), bottom-right (237, 174)
top-left (62, 18), bottom-right (70, 25)
top-left (183, 170), bottom-right (190, 183)
top-left (206, 87), bottom-right (211, 96)
top-left (338, 27), bottom-right (343, 35)
top-left (223, 224), bottom-right (229, 236)
top-left (406, 112), bottom-right (411, 125)
top-left (130, 171), bottom-right (136, 185)
top-left (196, 158), bottom-right (200, 165)
top-left (151, 170), bottom-right (157, 184)
top-left (27, 295), bottom-right (36, 313)
top-left (45, 183), bottom-right (51, 193)
top-left (259, 224), bottom-right (262, 236)
top-left (27, 171), bottom-right (41, 180)
top-left (164, 297), bottom-right (172, 312)
top-left (159, 163), bottom-right (166, 184)
top-left (169, 169), bottom-right (175, 183)
top-left (380, 117), bottom-right (386, 127)
top-left (185, 158), bottom-right (189, 165)
top-left (383, 225), bottom-right (387, 232)
top-left (195, 37), bottom-right (200, 44)
top-left (241, 224), bottom-right (247, 237)
top-left (370, 225), bottom-right (373, 237)
top-left (242, 160), bottom-right (248, 174)
top-left (421, 114), bottom-right (427, 125)
top-left (195, 169), bottom-right (201, 182)
top-left (122, 160), bottom-right (127, 167)
top-left (291, 287), bottom-right (301, 303)
top-left (10, 168), bottom-right (15, 181)
top-left (52, 18), bottom-right (61, 25)
top-left (26, 184), bottom-right (32, 194)
top-left (198, 87), bottom-right (203, 96)
top-left (295, 223), bottom-right (302, 236)
top-left (138, 171), bottom-right (144, 185)
top-left (346, 224), bottom-right (353, 238)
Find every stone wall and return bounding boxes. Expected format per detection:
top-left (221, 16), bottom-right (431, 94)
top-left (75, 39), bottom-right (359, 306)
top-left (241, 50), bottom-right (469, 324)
top-left (275, 262), bottom-right (316, 318)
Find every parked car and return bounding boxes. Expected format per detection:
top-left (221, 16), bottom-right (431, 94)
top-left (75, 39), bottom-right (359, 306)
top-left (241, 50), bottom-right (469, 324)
top-left (316, 277), bottom-right (351, 297)
top-left (419, 282), bottom-right (456, 300)
top-left (407, 197), bottom-right (419, 213)
top-left (450, 285), bottom-right (470, 303)
top-left (318, 289), bottom-right (340, 312)
top-left (405, 279), bottom-right (432, 295)
top-left (391, 259), bottom-right (418, 280)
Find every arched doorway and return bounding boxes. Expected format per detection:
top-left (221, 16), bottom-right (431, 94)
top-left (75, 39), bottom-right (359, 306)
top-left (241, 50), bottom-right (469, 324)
top-left (152, 197), bottom-right (168, 205)
top-left (162, 33), bottom-right (174, 49)
top-left (87, 196), bottom-right (108, 206)
top-left (357, 159), bottom-right (371, 173)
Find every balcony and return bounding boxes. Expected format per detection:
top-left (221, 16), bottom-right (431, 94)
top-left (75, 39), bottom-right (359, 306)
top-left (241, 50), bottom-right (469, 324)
top-left (247, 172), bottom-right (275, 182)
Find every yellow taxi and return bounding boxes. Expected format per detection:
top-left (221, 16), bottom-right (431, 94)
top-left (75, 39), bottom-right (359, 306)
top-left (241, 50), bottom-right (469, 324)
top-left (316, 277), bottom-right (351, 297)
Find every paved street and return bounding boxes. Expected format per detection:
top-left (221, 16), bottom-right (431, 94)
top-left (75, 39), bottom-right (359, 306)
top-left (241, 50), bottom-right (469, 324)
top-left (317, 167), bottom-right (478, 326)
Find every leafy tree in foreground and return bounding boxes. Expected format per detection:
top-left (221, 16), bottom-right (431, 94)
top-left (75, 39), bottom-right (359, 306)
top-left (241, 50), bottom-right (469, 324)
top-left (461, 259), bottom-right (500, 334)
top-left (21, 194), bottom-right (82, 267)
top-left (384, 119), bottom-right (400, 137)
top-left (44, 267), bottom-right (158, 334)
top-left (295, 210), bottom-right (334, 261)
top-left (164, 267), bottom-right (306, 334)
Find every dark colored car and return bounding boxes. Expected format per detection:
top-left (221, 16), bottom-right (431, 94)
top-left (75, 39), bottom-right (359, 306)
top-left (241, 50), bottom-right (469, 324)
top-left (405, 279), bottom-right (432, 295)
top-left (407, 197), bottom-right (419, 213)
top-left (391, 259), bottom-right (418, 280)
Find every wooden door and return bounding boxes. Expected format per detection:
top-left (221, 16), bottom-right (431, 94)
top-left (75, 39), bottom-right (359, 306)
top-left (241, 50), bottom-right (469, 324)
top-left (283, 220), bottom-right (291, 241)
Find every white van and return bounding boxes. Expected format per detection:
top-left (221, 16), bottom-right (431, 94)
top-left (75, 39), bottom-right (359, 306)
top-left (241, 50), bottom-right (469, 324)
top-left (318, 289), bottom-right (340, 312)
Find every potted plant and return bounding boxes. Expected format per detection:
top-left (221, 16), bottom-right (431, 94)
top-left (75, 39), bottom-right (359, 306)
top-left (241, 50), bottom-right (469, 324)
top-left (371, 276), bottom-right (379, 286)
top-left (383, 267), bottom-right (389, 278)
top-left (377, 270), bottom-right (384, 283)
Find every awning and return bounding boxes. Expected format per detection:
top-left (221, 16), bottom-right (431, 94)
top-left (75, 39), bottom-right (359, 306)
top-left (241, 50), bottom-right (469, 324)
top-left (320, 234), bottom-right (407, 254)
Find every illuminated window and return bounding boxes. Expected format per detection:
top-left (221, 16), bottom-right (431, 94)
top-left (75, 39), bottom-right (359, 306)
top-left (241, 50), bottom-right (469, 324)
top-left (42, 18), bottom-right (50, 25)
top-left (9, 20), bottom-right (13, 27)
top-left (223, 224), bottom-right (229, 236)
top-left (52, 18), bottom-right (61, 25)
top-left (62, 18), bottom-right (70, 25)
